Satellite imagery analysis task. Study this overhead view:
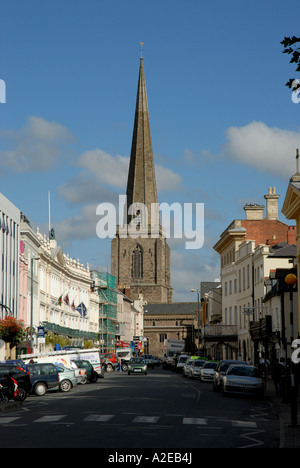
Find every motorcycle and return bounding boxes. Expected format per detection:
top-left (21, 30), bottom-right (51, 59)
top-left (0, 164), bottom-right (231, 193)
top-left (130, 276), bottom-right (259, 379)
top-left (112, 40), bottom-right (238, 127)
top-left (0, 373), bottom-right (21, 403)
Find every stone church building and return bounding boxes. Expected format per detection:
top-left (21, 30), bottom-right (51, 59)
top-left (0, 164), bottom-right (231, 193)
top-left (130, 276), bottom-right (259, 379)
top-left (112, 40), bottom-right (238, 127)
top-left (111, 57), bottom-right (173, 305)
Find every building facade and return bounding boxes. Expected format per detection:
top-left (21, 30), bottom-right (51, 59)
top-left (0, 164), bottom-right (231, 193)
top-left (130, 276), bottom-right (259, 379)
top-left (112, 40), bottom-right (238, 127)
top-left (214, 187), bottom-right (297, 363)
top-left (0, 192), bottom-right (20, 318)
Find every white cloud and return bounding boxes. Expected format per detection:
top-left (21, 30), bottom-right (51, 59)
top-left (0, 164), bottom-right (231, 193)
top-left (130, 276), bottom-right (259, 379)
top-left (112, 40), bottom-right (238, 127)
top-left (223, 121), bottom-right (300, 179)
top-left (58, 148), bottom-right (183, 206)
top-left (77, 149), bottom-right (129, 189)
top-left (0, 116), bottom-right (75, 173)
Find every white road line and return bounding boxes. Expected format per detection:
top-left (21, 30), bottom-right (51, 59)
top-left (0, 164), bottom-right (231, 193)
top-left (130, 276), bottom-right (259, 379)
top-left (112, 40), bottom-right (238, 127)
top-left (133, 416), bottom-right (160, 423)
top-left (84, 415), bottom-right (115, 422)
top-left (34, 415), bottom-right (66, 423)
top-left (0, 417), bottom-right (20, 424)
top-left (183, 418), bottom-right (208, 425)
top-left (232, 420), bottom-right (257, 428)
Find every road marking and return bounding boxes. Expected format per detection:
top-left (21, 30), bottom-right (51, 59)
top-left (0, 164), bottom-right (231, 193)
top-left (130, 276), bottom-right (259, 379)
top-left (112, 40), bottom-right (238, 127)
top-left (183, 418), bottom-right (208, 425)
top-left (232, 420), bottom-right (257, 428)
top-left (0, 417), bottom-right (20, 424)
top-left (34, 415), bottom-right (66, 423)
top-left (84, 415), bottom-right (115, 422)
top-left (133, 416), bottom-right (160, 423)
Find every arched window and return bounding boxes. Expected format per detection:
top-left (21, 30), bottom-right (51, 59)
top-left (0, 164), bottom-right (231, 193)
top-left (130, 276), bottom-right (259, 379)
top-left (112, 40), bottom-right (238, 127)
top-left (132, 244), bottom-right (143, 279)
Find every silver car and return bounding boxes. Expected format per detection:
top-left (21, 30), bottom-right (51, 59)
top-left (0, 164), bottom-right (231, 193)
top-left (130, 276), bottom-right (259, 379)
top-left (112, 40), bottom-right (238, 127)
top-left (183, 359), bottom-right (194, 377)
top-left (54, 365), bottom-right (77, 392)
top-left (200, 361), bottom-right (219, 382)
top-left (189, 360), bottom-right (206, 379)
top-left (222, 365), bottom-right (264, 397)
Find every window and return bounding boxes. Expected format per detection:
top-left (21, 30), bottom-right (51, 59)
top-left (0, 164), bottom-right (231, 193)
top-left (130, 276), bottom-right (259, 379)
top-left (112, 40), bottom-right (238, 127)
top-left (132, 244), bottom-right (143, 279)
top-left (160, 334), bottom-right (167, 343)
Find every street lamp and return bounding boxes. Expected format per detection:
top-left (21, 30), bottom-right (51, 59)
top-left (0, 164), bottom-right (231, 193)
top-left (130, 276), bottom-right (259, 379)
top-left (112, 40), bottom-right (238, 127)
top-left (191, 288), bottom-right (200, 353)
top-left (30, 256), bottom-right (40, 353)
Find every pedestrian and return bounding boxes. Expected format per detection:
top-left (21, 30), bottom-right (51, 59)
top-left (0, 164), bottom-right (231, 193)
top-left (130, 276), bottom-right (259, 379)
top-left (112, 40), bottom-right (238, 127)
top-left (272, 358), bottom-right (284, 396)
top-left (118, 356), bottom-right (122, 372)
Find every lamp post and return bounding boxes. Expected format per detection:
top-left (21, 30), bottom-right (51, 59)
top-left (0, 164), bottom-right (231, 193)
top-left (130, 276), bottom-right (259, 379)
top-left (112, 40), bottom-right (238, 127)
top-left (285, 273), bottom-right (298, 427)
top-left (191, 288), bottom-right (200, 354)
top-left (30, 256), bottom-right (40, 353)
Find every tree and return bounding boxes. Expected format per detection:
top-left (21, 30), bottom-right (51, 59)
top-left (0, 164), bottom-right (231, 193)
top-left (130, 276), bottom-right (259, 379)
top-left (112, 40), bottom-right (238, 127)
top-left (281, 36), bottom-right (300, 92)
top-left (0, 316), bottom-right (26, 348)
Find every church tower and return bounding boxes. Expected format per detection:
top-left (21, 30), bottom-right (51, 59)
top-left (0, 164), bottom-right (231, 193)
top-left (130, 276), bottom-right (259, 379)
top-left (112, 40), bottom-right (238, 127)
top-left (111, 55), bottom-right (173, 304)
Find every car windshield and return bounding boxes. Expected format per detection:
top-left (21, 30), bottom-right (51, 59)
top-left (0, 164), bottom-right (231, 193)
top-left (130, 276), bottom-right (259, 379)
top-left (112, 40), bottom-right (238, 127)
top-left (227, 366), bottom-right (259, 378)
top-left (220, 361), bottom-right (243, 372)
top-left (130, 358), bottom-right (144, 364)
top-left (204, 362), bottom-right (218, 369)
top-left (179, 357), bottom-right (188, 363)
top-left (194, 360), bottom-right (205, 367)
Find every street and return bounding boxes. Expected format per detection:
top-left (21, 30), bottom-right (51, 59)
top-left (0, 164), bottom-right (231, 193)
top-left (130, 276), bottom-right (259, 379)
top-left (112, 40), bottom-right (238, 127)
top-left (0, 366), bottom-right (280, 449)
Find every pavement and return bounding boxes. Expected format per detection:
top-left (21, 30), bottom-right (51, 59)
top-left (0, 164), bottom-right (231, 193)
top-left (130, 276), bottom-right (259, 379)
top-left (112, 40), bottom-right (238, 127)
top-left (1, 378), bottom-right (300, 448)
top-left (265, 377), bottom-right (300, 448)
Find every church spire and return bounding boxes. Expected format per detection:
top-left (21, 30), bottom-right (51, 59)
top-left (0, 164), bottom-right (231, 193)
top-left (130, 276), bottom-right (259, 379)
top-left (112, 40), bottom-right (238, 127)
top-left (126, 55), bottom-right (158, 225)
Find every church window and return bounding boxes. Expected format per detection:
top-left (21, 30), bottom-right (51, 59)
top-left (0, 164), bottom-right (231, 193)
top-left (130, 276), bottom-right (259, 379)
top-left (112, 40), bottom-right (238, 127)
top-left (132, 244), bottom-right (143, 279)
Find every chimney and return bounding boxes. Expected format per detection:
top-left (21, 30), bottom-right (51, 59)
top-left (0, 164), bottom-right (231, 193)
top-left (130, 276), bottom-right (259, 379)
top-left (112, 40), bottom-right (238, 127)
top-left (287, 225), bottom-right (296, 245)
top-left (264, 187), bottom-right (279, 220)
top-left (244, 204), bottom-right (264, 220)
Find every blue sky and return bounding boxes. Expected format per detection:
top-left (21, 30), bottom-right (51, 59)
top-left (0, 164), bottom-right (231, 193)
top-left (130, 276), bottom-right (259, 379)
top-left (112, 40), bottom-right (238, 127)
top-left (1, 0), bottom-right (300, 301)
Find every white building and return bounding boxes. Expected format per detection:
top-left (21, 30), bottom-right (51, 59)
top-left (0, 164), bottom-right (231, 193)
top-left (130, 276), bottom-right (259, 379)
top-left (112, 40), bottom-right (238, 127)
top-left (0, 193), bottom-right (20, 317)
top-left (35, 229), bottom-right (100, 353)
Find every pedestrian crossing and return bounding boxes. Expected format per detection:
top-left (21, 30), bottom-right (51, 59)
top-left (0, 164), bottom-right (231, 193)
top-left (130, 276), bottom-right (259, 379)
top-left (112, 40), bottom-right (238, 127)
top-left (0, 412), bottom-right (258, 428)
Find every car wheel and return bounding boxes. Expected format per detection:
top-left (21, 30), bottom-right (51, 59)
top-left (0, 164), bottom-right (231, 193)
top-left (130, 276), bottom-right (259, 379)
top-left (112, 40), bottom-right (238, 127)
top-left (128, 371), bottom-right (130, 375)
top-left (106, 363), bottom-right (113, 373)
top-left (60, 379), bottom-right (72, 392)
top-left (145, 372), bottom-right (147, 375)
top-left (80, 376), bottom-right (88, 384)
top-left (89, 373), bottom-right (98, 383)
top-left (34, 382), bottom-right (47, 396)
top-left (122, 363), bottom-right (128, 372)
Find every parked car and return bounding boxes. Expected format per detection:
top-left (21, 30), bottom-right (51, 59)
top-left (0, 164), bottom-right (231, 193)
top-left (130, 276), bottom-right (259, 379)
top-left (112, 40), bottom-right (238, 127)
top-left (101, 352), bottom-right (118, 372)
top-left (0, 359), bottom-right (29, 373)
top-left (152, 356), bottom-right (160, 366)
top-left (200, 361), bottom-right (219, 382)
top-left (213, 360), bottom-right (246, 392)
top-left (176, 354), bottom-right (189, 373)
top-left (142, 354), bottom-right (154, 369)
top-left (69, 361), bottom-right (88, 384)
top-left (188, 359), bottom-right (207, 379)
top-left (183, 359), bottom-right (194, 377)
top-left (54, 365), bottom-right (77, 392)
top-left (26, 363), bottom-right (60, 396)
top-left (0, 364), bottom-right (31, 400)
top-left (71, 359), bottom-right (99, 383)
top-left (222, 364), bottom-right (265, 397)
top-left (127, 358), bottom-right (147, 375)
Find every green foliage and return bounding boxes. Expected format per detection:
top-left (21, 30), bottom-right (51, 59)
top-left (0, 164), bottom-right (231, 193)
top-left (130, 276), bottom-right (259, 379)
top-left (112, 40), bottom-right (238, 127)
top-left (281, 36), bottom-right (300, 90)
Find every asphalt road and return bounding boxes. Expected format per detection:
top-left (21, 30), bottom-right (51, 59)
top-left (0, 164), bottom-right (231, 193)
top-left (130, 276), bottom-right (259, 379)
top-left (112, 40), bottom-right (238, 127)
top-left (0, 366), bottom-right (280, 449)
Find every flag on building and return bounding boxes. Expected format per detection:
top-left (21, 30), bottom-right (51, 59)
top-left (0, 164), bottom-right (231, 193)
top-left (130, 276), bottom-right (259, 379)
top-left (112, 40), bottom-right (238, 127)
top-left (64, 294), bottom-right (69, 306)
top-left (76, 302), bottom-right (87, 317)
top-left (71, 300), bottom-right (76, 311)
top-left (58, 295), bottom-right (62, 306)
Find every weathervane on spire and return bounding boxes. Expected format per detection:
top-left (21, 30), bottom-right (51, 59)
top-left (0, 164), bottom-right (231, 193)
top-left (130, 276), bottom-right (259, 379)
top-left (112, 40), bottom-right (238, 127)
top-left (140, 42), bottom-right (144, 58)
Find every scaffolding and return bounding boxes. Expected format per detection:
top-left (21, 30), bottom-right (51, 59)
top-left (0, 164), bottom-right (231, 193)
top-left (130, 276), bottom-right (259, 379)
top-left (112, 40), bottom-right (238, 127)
top-left (92, 271), bottom-right (118, 352)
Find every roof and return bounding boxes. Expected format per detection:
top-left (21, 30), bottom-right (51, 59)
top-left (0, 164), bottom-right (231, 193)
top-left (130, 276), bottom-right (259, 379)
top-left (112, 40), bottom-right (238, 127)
top-left (145, 302), bottom-right (198, 316)
top-left (268, 242), bottom-right (296, 258)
